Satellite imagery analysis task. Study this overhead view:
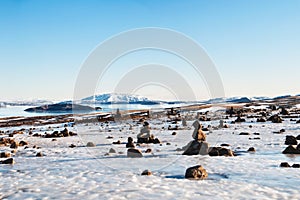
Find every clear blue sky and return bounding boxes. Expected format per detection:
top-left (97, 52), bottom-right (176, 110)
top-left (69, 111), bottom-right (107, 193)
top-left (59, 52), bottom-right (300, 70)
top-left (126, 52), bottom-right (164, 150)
top-left (0, 0), bottom-right (299, 100)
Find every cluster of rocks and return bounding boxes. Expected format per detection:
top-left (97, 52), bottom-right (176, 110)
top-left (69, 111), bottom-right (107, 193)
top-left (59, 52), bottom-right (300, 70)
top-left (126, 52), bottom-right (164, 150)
top-left (280, 162), bottom-right (300, 168)
top-left (282, 135), bottom-right (300, 154)
top-left (136, 122), bottom-right (160, 144)
top-left (31, 128), bottom-right (77, 138)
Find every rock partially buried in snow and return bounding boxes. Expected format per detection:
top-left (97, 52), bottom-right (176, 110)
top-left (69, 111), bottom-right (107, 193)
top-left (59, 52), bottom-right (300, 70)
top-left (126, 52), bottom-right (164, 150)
top-left (0, 152), bottom-right (11, 158)
top-left (36, 152), bottom-right (43, 157)
top-left (185, 165), bottom-right (208, 180)
top-left (280, 162), bottom-right (290, 167)
top-left (127, 148), bottom-right (143, 158)
top-left (109, 148), bottom-right (116, 153)
top-left (1, 158), bottom-right (15, 164)
top-left (86, 142), bottom-right (96, 147)
top-left (141, 170), bottom-right (152, 176)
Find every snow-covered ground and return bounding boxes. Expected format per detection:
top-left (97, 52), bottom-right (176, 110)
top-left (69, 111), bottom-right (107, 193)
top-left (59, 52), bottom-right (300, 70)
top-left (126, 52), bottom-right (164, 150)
top-left (1, 108), bottom-right (300, 199)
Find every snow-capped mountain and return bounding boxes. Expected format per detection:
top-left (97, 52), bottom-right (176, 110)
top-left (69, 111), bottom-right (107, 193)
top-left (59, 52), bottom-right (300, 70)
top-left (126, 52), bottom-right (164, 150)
top-left (81, 93), bottom-right (161, 104)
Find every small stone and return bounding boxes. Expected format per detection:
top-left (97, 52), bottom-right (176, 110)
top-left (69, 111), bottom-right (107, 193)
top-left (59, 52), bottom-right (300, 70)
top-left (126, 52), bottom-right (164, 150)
top-left (239, 132), bottom-right (250, 135)
top-left (172, 132), bottom-right (177, 135)
top-left (141, 170), bottom-right (152, 176)
top-left (280, 162), bottom-right (290, 167)
top-left (166, 142), bottom-right (171, 145)
top-left (145, 148), bottom-right (152, 153)
top-left (52, 139), bottom-right (57, 141)
top-left (19, 141), bottom-right (28, 146)
top-left (36, 152), bottom-right (43, 157)
top-left (185, 165), bottom-right (208, 180)
top-left (112, 140), bottom-right (121, 145)
top-left (86, 142), bottom-right (96, 147)
top-left (10, 141), bottom-right (18, 149)
top-left (109, 148), bottom-right (116, 153)
top-left (247, 147), bottom-right (256, 152)
top-left (292, 164), bottom-right (300, 168)
top-left (69, 144), bottom-right (76, 148)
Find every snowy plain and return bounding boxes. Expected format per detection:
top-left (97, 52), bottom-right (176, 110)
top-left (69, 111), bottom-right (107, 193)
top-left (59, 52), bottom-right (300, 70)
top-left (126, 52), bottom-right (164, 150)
top-left (0, 105), bottom-right (300, 200)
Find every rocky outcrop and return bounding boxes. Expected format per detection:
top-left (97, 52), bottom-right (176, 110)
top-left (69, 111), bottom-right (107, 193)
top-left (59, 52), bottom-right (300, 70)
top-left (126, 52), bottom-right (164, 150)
top-left (185, 165), bottom-right (208, 180)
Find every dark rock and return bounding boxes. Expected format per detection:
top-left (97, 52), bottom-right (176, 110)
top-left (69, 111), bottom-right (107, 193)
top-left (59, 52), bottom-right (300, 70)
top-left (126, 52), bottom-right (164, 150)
top-left (109, 148), bottom-right (116, 153)
top-left (235, 117), bottom-right (246, 123)
top-left (280, 129), bottom-right (285, 133)
top-left (296, 120), bottom-right (300, 124)
top-left (208, 147), bottom-right (220, 156)
top-left (141, 170), bottom-right (152, 176)
top-left (127, 148), bottom-right (143, 158)
top-left (285, 136), bottom-right (298, 145)
top-left (166, 142), bottom-right (171, 145)
top-left (220, 143), bottom-right (230, 147)
top-left (10, 141), bottom-right (18, 149)
top-left (253, 132), bottom-right (260, 135)
top-left (183, 141), bottom-right (209, 155)
top-left (185, 165), bottom-right (208, 180)
top-left (0, 158), bottom-right (15, 164)
top-left (86, 142), bottom-right (96, 147)
top-left (257, 117), bottom-right (266, 122)
top-left (280, 108), bottom-right (289, 115)
top-left (172, 132), bottom-right (177, 135)
top-left (280, 162), bottom-right (290, 167)
top-left (0, 152), bottom-right (11, 158)
top-left (239, 132), bottom-right (250, 135)
top-left (247, 147), bottom-right (256, 152)
top-left (19, 141), bottom-right (28, 146)
top-left (145, 148), bottom-right (152, 153)
top-left (296, 135), bottom-right (300, 140)
top-left (36, 152), bottom-right (43, 157)
top-left (292, 164), bottom-right (300, 168)
top-left (282, 145), bottom-right (300, 154)
top-left (112, 140), bottom-right (121, 145)
top-left (69, 144), bottom-right (76, 148)
top-left (218, 148), bottom-right (234, 156)
top-left (268, 115), bottom-right (283, 123)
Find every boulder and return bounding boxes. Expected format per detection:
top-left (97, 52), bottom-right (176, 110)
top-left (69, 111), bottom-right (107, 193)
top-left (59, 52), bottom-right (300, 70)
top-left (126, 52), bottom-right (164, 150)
top-left (127, 148), bottom-right (143, 158)
top-left (126, 137), bottom-right (135, 148)
top-left (282, 145), bottom-right (300, 154)
top-left (0, 158), bottom-right (15, 164)
top-left (257, 117), bottom-right (266, 122)
top-left (239, 132), bottom-right (250, 135)
top-left (208, 147), bottom-right (234, 157)
top-left (296, 135), bottom-right (300, 140)
top-left (182, 141), bottom-right (209, 155)
top-left (0, 152), bottom-right (11, 158)
top-left (247, 147), bottom-right (256, 152)
top-left (235, 117), bottom-right (246, 123)
top-left (141, 170), bottom-right (152, 176)
top-left (185, 165), bottom-right (208, 180)
top-left (268, 115), bottom-right (282, 123)
top-left (285, 136), bottom-right (298, 145)
top-left (36, 152), bottom-right (43, 157)
top-left (279, 162), bottom-right (290, 167)
top-left (19, 141), bottom-right (28, 146)
top-left (292, 164), bottom-right (300, 168)
top-left (86, 142), bottom-right (96, 147)
top-left (109, 148), bottom-right (116, 153)
top-left (10, 141), bottom-right (18, 149)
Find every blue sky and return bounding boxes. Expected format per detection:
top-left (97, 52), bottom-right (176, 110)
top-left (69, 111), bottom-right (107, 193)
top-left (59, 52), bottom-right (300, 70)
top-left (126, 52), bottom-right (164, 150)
top-left (0, 0), bottom-right (299, 100)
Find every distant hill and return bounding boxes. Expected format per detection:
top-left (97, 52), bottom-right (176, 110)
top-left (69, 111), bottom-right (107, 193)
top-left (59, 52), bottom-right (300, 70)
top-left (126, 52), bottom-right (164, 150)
top-left (24, 102), bottom-right (95, 113)
top-left (81, 93), bottom-right (161, 105)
